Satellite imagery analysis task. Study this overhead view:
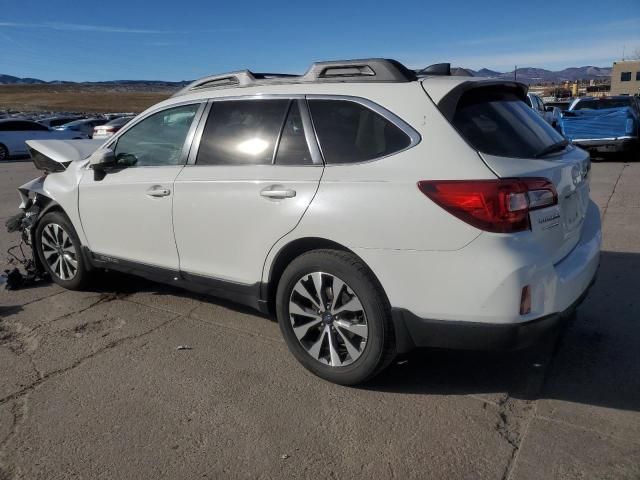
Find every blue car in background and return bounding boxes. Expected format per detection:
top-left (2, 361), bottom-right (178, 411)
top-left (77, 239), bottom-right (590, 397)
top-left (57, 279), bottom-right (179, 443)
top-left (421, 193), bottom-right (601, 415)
top-left (561, 96), bottom-right (640, 157)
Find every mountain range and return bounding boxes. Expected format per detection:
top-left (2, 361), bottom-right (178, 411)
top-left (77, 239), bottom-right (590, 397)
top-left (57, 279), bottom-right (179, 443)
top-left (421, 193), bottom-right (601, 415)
top-left (466, 66), bottom-right (612, 83)
top-left (0, 65), bottom-right (613, 87)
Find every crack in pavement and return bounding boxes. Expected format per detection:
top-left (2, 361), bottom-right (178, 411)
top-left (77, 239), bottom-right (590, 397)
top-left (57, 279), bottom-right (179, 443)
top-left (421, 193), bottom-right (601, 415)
top-left (601, 163), bottom-right (626, 221)
top-left (0, 311), bottom-right (182, 407)
top-left (0, 299), bottom-right (201, 479)
top-left (0, 397), bottom-right (26, 480)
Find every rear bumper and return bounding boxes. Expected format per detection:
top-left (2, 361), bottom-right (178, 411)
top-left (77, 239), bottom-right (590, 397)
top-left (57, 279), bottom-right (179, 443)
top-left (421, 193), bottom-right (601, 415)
top-left (392, 273), bottom-right (595, 352)
top-left (359, 200), bottom-right (601, 354)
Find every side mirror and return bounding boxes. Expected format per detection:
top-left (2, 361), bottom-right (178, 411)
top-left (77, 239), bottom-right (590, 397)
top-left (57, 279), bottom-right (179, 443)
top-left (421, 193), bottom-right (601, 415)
top-left (545, 106), bottom-right (554, 112)
top-left (88, 148), bottom-right (116, 169)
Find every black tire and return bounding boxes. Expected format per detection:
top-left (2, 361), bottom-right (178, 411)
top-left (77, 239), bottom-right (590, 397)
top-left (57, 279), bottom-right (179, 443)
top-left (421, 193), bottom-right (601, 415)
top-left (35, 211), bottom-right (91, 290)
top-left (0, 144), bottom-right (8, 161)
top-left (276, 249), bottom-right (396, 385)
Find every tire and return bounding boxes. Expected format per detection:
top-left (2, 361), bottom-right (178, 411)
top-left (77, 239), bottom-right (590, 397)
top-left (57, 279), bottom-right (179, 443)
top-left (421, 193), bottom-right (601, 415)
top-left (276, 249), bottom-right (396, 385)
top-left (0, 144), bottom-right (8, 161)
top-left (35, 211), bottom-right (91, 290)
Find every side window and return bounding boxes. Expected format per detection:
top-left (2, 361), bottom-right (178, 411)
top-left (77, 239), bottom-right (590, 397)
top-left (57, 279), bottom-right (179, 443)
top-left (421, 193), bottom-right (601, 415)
top-left (113, 103), bottom-right (199, 167)
top-left (275, 101), bottom-right (313, 165)
top-left (0, 122), bottom-right (17, 132)
top-left (308, 100), bottom-right (411, 164)
top-left (196, 99), bottom-right (289, 165)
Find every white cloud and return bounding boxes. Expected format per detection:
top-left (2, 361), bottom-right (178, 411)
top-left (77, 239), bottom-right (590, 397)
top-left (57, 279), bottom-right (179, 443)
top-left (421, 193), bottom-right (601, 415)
top-left (0, 21), bottom-right (172, 34)
top-left (400, 37), bottom-right (640, 71)
top-left (449, 39), bottom-right (640, 70)
top-left (458, 17), bottom-right (640, 47)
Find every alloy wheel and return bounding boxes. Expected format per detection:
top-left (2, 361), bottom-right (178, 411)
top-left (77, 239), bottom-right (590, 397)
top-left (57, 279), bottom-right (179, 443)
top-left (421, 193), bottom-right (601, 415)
top-left (288, 272), bottom-right (368, 367)
top-left (40, 223), bottom-right (78, 280)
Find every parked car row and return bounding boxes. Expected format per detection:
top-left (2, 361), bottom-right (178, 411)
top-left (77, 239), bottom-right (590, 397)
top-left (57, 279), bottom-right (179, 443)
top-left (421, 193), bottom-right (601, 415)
top-left (0, 113), bottom-right (134, 160)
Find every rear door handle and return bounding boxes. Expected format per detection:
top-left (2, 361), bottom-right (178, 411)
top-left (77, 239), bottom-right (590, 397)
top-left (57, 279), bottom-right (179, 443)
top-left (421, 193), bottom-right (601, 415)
top-left (260, 186), bottom-right (296, 199)
top-left (146, 186), bottom-right (171, 197)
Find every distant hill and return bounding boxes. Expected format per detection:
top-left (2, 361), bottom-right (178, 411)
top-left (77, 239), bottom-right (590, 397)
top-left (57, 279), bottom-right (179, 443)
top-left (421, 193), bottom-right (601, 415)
top-left (468, 66), bottom-right (612, 83)
top-left (0, 65), bottom-right (612, 86)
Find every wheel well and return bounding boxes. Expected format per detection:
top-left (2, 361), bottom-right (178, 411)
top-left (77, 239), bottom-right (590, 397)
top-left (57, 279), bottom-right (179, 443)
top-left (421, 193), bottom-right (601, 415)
top-left (264, 237), bottom-right (354, 313)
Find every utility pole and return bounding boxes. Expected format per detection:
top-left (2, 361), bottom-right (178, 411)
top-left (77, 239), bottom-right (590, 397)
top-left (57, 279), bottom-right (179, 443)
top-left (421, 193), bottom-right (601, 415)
top-left (514, 65), bottom-right (517, 81)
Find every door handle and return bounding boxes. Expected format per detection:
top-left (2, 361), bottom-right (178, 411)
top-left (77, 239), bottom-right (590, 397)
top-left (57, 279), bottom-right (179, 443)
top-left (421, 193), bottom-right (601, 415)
top-left (146, 186), bottom-right (171, 197)
top-left (260, 186), bottom-right (296, 199)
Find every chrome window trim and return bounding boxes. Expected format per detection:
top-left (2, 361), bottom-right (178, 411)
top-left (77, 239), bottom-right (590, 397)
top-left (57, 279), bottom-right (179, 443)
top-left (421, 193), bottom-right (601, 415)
top-left (304, 94), bottom-right (422, 165)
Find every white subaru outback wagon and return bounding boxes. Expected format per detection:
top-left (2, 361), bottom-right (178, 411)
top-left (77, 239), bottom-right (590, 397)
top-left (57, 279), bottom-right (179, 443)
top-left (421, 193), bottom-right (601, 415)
top-left (17, 59), bottom-right (601, 385)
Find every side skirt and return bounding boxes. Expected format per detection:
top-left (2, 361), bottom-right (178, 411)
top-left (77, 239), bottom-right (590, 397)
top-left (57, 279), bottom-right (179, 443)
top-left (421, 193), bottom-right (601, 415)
top-left (85, 248), bottom-right (270, 314)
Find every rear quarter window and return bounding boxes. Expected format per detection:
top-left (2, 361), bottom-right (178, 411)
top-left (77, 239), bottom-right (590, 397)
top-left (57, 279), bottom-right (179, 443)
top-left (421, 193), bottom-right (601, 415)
top-left (308, 99), bottom-right (412, 164)
top-left (451, 88), bottom-right (564, 158)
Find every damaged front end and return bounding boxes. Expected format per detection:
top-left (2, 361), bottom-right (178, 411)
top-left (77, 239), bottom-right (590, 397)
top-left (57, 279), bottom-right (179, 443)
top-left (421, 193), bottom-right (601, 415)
top-left (3, 201), bottom-right (47, 290)
top-left (3, 138), bottom-right (101, 290)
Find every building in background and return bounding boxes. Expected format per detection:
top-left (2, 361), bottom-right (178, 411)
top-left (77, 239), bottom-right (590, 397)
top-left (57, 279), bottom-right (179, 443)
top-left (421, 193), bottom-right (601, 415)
top-left (610, 60), bottom-right (640, 95)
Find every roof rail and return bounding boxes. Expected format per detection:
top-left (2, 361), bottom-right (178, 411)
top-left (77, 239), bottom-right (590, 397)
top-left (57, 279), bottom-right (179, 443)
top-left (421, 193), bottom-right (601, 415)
top-left (172, 58), bottom-right (416, 96)
top-left (173, 70), bottom-right (257, 96)
top-left (300, 58), bottom-right (416, 82)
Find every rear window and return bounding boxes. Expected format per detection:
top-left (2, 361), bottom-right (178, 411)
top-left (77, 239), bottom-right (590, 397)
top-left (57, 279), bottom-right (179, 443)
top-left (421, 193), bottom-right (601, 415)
top-left (308, 100), bottom-right (411, 164)
top-left (452, 89), bottom-right (564, 158)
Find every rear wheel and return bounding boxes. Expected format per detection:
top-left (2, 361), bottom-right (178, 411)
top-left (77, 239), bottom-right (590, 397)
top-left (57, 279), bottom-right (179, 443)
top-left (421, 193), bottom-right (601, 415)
top-left (0, 144), bottom-right (8, 161)
top-left (276, 249), bottom-right (396, 385)
top-left (35, 211), bottom-right (91, 290)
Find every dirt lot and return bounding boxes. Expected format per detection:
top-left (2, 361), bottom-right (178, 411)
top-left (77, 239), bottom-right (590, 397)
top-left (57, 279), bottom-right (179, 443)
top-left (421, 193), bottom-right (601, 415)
top-left (0, 159), bottom-right (639, 479)
top-left (0, 85), bottom-right (173, 113)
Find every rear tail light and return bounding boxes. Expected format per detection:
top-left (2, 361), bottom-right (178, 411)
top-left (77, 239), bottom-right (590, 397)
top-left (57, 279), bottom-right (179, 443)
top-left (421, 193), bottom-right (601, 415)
top-left (417, 178), bottom-right (557, 233)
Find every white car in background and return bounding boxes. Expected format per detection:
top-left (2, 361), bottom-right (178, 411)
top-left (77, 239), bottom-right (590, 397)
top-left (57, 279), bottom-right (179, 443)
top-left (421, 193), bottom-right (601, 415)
top-left (0, 119), bottom-right (87, 161)
top-left (93, 116), bottom-right (135, 139)
top-left (16, 59), bottom-right (600, 384)
top-left (527, 92), bottom-right (562, 131)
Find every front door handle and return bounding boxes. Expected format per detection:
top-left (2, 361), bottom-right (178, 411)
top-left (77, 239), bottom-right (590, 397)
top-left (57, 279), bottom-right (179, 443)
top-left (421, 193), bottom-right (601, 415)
top-left (260, 186), bottom-right (296, 199)
top-left (146, 186), bottom-right (171, 197)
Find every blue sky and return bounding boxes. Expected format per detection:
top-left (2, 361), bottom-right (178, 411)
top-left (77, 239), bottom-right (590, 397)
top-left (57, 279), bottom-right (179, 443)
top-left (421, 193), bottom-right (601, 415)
top-left (1, 0), bottom-right (639, 81)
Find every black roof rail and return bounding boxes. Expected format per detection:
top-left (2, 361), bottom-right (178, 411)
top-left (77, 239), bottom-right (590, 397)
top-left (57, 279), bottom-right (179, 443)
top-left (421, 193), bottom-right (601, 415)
top-left (172, 58), bottom-right (416, 96)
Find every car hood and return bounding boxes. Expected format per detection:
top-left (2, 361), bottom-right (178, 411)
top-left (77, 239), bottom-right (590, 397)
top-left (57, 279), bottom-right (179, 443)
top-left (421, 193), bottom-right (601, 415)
top-left (26, 139), bottom-right (104, 172)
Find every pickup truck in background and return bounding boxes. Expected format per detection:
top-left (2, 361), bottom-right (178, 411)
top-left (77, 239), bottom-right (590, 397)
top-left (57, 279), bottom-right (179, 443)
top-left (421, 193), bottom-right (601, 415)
top-left (561, 96), bottom-right (640, 157)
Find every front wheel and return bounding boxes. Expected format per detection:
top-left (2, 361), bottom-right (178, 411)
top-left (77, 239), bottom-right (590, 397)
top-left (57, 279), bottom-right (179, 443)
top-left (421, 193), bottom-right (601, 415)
top-left (35, 211), bottom-right (91, 290)
top-left (276, 249), bottom-right (396, 385)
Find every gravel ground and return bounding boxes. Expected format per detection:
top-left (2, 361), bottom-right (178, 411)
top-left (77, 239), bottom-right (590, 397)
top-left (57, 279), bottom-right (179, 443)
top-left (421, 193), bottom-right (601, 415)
top-left (0, 158), bottom-right (639, 479)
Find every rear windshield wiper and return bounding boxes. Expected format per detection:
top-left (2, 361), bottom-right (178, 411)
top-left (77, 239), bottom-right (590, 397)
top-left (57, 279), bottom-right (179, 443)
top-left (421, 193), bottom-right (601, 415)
top-left (534, 139), bottom-right (569, 158)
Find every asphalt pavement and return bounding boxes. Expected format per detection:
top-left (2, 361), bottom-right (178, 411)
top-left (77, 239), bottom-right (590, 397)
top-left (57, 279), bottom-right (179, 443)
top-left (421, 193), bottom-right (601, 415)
top-left (0, 158), bottom-right (639, 479)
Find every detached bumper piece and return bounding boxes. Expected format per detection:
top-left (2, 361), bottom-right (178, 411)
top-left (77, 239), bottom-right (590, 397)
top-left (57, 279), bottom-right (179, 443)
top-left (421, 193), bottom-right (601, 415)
top-left (391, 279), bottom-right (595, 353)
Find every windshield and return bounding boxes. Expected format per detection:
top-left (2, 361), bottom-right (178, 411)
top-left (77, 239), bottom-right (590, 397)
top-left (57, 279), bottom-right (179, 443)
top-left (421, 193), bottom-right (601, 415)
top-left (452, 88), bottom-right (565, 158)
top-left (572, 99), bottom-right (631, 110)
